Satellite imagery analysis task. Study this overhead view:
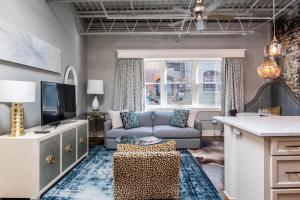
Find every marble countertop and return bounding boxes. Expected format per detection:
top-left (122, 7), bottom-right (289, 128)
top-left (214, 116), bottom-right (300, 137)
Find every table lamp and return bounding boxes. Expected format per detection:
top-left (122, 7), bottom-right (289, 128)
top-left (0, 80), bottom-right (36, 137)
top-left (87, 80), bottom-right (104, 111)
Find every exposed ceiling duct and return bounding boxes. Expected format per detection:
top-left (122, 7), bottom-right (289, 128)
top-left (48, 0), bottom-right (300, 36)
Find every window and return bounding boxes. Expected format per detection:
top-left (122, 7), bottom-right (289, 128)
top-left (144, 59), bottom-right (222, 109)
top-left (166, 61), bottom-right (192, 105)
top-left (197, 60), bottom-right (222, 107)
top-left (145, 61), bottom-right (161, 105)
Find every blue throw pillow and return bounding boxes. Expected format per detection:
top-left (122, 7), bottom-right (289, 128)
top-left (169, 109), bottom-right (189, 128)
top-left (120, 112), bottom-right (140, 129)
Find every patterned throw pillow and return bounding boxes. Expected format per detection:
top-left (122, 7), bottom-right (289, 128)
top-left (120, 112), bottom-right (140, 129)
top-left (169, 109), bottom-right (189, 128)
top-left (264, 106), bottom-right (281, 115)
top-left (117, 140), bottom-right (176, 152)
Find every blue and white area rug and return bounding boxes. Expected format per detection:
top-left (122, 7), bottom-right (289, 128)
top-left (42, 146), bottom-right (222, 200)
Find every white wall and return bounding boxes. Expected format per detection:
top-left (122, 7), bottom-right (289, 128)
top-left (87, 31), bottom-right (269, 111)
top-left (0, 0), bottom-right (87, 134)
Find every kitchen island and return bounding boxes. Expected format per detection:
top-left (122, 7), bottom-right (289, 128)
top-left (215, 116), bottom-right (300, 200)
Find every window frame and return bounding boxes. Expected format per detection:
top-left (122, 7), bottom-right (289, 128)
top-left (144, 58), bottom-right (222, 111)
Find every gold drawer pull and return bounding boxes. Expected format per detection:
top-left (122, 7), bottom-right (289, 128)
top-left (285, 145), bottom-right (300, 149)
top-left (65, 144), bottom-right (73, 152)
top-left (79, 137), bottom-right (86, 144)
top-left (46, 155), bottom-right (55, 165)
top-left (285, 171), bottom-right (300, 175)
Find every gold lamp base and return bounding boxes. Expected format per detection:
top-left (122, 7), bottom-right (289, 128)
top-left (9, 102), bottom-right (25, 137)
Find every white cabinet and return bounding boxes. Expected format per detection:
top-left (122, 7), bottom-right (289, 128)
top-left (223, 124), bottom-right (300, 200)
top-left (215, 116), bottom-right (300, 200)
top-left (271, 156), bottom-right (300, 188)
top-left (271, 189), bottom-right (300, 200)
top-left (270, 137), bottom-right (300, 200)
top-left (223, 125), bottom-right (236, 199)
top-left (271, 138), bottom-right (300, 156)
top-left (0, 120), bottom-right (88, 200)
top-left (224, 125), bottom-right (269, 200)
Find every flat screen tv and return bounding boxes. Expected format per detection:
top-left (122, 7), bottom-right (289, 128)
top-left (41, 81), bottom-right (76, 126)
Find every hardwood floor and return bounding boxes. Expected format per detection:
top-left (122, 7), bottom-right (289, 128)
top-left (189, 136), bottom-right (226, 199)
top-left (89, 136), bottom-right (104, 145)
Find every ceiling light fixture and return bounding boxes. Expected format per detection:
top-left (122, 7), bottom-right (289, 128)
top-left (192, 0), bottom-right (207, 21)
top-left (257, 0), bottom-right (282, 80)
top-left (268, 0), bottom-right (282, 56)
top-left (257, 56), bottom-right (281, 79)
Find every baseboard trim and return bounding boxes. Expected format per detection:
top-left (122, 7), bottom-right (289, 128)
top-left (202, 130), bottom-right (222, 136)
top-left (223, 191), bottom-right (235, 200)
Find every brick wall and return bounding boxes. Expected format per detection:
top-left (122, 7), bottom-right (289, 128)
top-left (277, 16), bottom-right (300, 99)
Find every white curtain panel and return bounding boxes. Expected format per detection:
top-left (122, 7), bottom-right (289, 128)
top-left (222, 58), bottom-right (245, 116)
top-left (113, 58), bottom-right (145, 112)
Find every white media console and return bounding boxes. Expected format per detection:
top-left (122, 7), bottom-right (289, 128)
top-left (0, 120), bottom-right (89, 200)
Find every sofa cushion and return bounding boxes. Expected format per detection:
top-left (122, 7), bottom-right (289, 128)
top-left (106, 127), bottom-right (153, 138)
top-left (153, 111), bottom-right (173, 126)
top-left (153, 125), bottom-right (200, 139)
top-left (120, 112), bottom-right (140, 129)
top-left (169, 109), bottom-right (189, 128)
top-left (136, 111), bottom-right (153, 127)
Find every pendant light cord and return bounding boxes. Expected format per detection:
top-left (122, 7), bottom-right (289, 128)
top-left (273, 0), bottom-right (276, 38)
top-left (267, 23), bottom-right (270, 42)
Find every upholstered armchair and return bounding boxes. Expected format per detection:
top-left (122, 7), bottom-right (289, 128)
top-left (113, 141), bottom-right (181, 200)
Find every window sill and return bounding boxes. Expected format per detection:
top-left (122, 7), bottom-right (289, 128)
top-left (145, 106), bottom-right (221, 112)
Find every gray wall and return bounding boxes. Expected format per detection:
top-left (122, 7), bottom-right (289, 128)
top-left (87, 32), bottom-right (269, 111)
top-left (0, 0), bottom-right (87, 134)
top-left (86, 31), bottom-right (269, 131)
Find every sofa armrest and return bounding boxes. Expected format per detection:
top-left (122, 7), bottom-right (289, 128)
top-left (104, 119), bottom-right (112, 133)
top-left (194, 120), bottom-right (202, 132)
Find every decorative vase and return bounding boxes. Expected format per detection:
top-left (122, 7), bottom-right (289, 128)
top-left (91, 95), bottom-right (99, 111)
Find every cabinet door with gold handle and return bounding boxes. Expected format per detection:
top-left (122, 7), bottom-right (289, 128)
top-left (62, 128), bottom-right (76, 172)
top-left (39, 134), bottom-right (60, 190)
top-left (77, 124), bottom-right (88, 159)
top-left (46, 155), bottom-right (55, 164)
top-left (65, 144), bottom-right (73, 152)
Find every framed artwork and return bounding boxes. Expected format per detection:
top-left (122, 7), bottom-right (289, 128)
top-left (0, 19), bottom-right (61, 73)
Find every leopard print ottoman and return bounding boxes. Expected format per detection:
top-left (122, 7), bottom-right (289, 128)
top-left (113, 140), bottom-right (180, 200)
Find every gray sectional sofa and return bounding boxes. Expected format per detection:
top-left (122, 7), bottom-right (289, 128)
top-left (104, 111), bottom-right (202, 149)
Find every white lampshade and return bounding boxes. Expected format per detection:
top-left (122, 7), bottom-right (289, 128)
top-left (87, 80), bottom-right (104, 94)
top-left (0, 80), bottom-right (36, 102)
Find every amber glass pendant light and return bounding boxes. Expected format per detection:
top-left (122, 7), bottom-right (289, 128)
top-left (268, 0), bottom-right (282, 56)
top-left (257, 0), bottom-right (282, 80)
top-left (257, 56), bottom-right (281, 79)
